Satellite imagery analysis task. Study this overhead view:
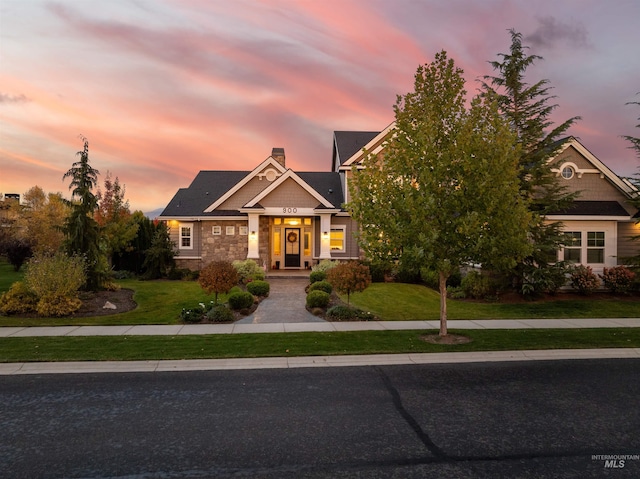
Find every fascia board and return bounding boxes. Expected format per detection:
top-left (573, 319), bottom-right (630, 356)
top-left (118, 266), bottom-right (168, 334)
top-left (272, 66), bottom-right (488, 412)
top-left (341, 121), bottom-right (396, 168)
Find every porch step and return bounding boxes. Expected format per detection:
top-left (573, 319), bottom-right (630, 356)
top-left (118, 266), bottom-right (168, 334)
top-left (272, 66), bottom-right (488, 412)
top-left (266, 271), bottom-right (311, 279)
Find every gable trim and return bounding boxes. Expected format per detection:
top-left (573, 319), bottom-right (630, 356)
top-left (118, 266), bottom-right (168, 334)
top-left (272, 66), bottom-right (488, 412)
top-left (203, 157), bottom-right (287, 213)
top-left (551, 137), bottom-right (638, 198)
top-left (243, 170), bottom-right (335, 208)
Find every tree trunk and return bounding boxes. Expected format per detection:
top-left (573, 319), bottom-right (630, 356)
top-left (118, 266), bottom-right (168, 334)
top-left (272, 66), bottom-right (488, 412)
top-left (438, 270), bottom-right (448, 336)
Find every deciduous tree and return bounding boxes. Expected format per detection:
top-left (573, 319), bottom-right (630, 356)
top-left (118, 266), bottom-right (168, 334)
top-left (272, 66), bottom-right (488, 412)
top-left (326, 261), bottom-right (371, 305)
top-left (198, 261), bottom-right (239, 305)
top-left (349, 51), bottom-right (532, 336)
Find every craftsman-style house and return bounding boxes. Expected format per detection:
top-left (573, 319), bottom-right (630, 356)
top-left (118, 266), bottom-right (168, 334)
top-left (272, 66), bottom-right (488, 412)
top-left (159, 126), bottom-right (639, 273)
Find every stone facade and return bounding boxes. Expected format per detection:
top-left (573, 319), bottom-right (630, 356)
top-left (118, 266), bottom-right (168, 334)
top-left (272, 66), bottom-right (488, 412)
top-left (200, 220), bottom-right (249, 265)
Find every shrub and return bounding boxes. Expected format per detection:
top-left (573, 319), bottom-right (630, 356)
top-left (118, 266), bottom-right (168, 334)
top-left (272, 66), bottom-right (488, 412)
top-left (600, 266), bottom-right (635, 294)
top-left (206, 304), bottom-right (234, 323)
top-left (520, 263), bottom-right (569, 296)
top-left (199, 261), bottom-right (239, 305)
top-left (228, 291), bottom-right (254, 310)
top-left (246, 280), bottom-right (270, 297)
top-left (232, 259), bottom-right (265, 284)
top-left (421, 268), bottom-right (463, 289)
top-left (461, 271), bottom-right (496, 299)
top-left (326, 305), bottom-right (355, 320)
top-left (446, 286), bottom-right (466, 299)
top-left (0, 281), bottom-right (38, 315)
top-left (311, 259), bottom-right (338, 273)
top-left (326, 261), bottom-right (371, 304)
top-left (570, 265), bottom-right (600, 295)
top-left (364, 259), bottom-right (393, 283)
top-left (309, 271), bottom-right (326, 284)
top-left (181, 307), bottom-right (205, 323)
top-left (2, 238), bottom-right (33, 272)
top-left (309, 280), bottom-right (332, 294)
top-left (35, 292), bottom-right (82, 317)
top-left (306, 290), bottom-right (330, 308)
top-left (228, 286), bottom-right (244, 295)
top-left (25, 252), bottom-right (86, 298)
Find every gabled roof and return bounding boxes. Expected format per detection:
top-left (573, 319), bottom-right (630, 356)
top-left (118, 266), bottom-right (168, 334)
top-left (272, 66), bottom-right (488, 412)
top-left (204, 156), bottom-right (287, 212)
top-left (333, 131), bottom-right (379, 168)
top-left (551, 137), bottom-right (638, 198)
top-left (159, 171), bottom-right (249, 217)
top-left (243, 170), bottom-right (338, 209)
top-left (339, 122), bottom-right (396, 170)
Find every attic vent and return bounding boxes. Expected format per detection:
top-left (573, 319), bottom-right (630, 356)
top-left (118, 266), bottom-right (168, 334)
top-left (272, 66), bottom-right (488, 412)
top-left (271, 147), bottom-right (285, 168)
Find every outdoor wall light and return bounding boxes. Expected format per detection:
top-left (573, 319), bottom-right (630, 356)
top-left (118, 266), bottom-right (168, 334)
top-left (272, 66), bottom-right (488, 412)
top-left (250, 231), bottom-right (256, 236)
top-left (322, 231), bottom-right (329, 238)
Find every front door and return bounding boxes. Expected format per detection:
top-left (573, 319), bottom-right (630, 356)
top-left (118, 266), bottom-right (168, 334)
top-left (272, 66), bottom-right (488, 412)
top-left (284, 228), bottom-right (301, 268)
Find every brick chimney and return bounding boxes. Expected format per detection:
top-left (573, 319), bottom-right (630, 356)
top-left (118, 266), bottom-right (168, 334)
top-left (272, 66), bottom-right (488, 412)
top-left (271, 147), bottom-right (285, 168)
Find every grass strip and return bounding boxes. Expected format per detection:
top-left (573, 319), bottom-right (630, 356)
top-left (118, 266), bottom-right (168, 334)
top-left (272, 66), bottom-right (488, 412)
top-left (1, 328), bottom-right (639, 363)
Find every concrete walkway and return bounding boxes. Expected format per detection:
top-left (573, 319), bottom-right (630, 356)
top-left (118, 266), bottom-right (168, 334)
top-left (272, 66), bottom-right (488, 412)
top-left (2, 317), bottom-right (640, 337)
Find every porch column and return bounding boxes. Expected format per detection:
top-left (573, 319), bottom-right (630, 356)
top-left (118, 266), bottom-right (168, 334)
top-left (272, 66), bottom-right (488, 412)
top-left (319, 214), bottom-right (332, 259)
top-left (247, 213), bottom-right (260, 259)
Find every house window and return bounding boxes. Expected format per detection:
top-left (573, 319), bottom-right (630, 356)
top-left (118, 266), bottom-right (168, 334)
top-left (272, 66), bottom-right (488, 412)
top-left (330, 227), bottom-right (346, 252)
top-left (563, 232), bottom-right (581, 262)
top-left (587, 232), bottom-right (605, 263)
top-left (180, 224), bottom-right (193, 250)
top-left (212, 226), bottom-right (221, 235)
top-left (226, 226), bottom-right (235, 236)
top-left (239, 226), bottom-right (248, 236)
top-left (273, 228), bottom-right (281, 256)
top-left (561, 166), bottom-right (575, 179)
top-left (304, 231), bottom-right (311, 256)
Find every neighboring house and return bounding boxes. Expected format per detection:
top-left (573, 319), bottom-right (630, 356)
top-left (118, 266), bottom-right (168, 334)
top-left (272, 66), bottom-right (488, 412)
top-left (159, 128), bottom-right (640, 273)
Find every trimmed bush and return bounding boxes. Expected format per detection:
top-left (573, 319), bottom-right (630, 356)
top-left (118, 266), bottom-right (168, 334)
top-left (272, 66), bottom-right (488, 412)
top-left (247, 280), bottom-right (270, 297)
top-left (228, 286), bottom-right (243, 295)
top-left (25, 252), bottom-right (86, 298)
top-left (600, 266), bottom-right (635, 294)
top-left (309, 270), bottom-right (326, 284)
top-left (228, 291), bottom-right (254, 310)
top-left (306, 290), bottom-right (330, 308)
top-left (309, 280), bottom-right (332, 294)
top-left (0, 281), bottom-right (38, 315)
top-left (570, 265), bottom-right (600, 295)
top-left (206, 304), bottom-right (234, 323)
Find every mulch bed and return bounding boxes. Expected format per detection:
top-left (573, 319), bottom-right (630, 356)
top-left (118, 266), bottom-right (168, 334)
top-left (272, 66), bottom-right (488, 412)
top-left (75, 289), bottom-right (137, 317)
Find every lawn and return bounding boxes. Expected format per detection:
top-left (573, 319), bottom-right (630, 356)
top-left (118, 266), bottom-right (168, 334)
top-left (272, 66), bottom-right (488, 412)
top-left (0, 260), bottom-right (23, 292)
top-left (346, 283), bottom-right (640, 320)
top-left (1, 328), bottom-right (639, 362)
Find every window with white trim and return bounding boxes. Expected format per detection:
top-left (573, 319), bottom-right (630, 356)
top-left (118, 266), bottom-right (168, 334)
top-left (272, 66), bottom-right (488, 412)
top-left (226, 226), bottom-right (235, 236)
top-left (563, 232), bottom-right (581, 262)
top-left (179, 223), bottom-right (193, 249)
top-left (239, 226), bottom-right (248, 236)
top-left (330, 226), bottom-right (346, 252)
top-left (587, 232), bottom-right (605, 264)
top-left (212, 226), bottom-right (221, 235)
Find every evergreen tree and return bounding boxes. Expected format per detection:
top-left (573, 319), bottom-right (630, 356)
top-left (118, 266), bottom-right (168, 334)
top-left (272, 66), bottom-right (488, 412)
top-left (481, 30), bottom-right (581, 294)
top-left (141, 222), bottom-right (175, 279)
top-left (61, 136), bottom-right (106, 290)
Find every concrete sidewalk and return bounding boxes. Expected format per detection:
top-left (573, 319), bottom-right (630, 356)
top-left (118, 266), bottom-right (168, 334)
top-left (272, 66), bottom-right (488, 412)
top-left (2, 317), bottom-right (640, 337)
top-left (1, 348), bottom-right (639, 375)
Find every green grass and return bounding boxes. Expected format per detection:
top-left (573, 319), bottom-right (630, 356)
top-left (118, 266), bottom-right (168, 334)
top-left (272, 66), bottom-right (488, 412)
top-left (1, 328), bottom-right (639, 362)
top-left (346, 283), bottom-right (640, 320)
top-left (0, 261), bottom-right (24, 292)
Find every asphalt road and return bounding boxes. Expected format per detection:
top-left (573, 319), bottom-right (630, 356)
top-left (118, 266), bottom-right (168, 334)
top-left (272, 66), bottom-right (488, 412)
top-left (1, 359), bottom-right (639, 478)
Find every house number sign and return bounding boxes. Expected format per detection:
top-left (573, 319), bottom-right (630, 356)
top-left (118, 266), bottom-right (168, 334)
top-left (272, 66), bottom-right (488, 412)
top-left (282, 207), bottom-right (298, 213)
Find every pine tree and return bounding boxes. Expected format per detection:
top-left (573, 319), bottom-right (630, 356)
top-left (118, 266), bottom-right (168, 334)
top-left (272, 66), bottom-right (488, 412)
top-left (481, 30), bottom-right (581, 295)
top-left (62, 136), bottom-right (106, 290)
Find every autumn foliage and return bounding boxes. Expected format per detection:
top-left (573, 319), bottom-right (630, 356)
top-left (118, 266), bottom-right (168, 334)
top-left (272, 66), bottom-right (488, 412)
top-left (326, 261), bottom-right (371, 305)
top-left (198, 261), bottom-right (239, 305)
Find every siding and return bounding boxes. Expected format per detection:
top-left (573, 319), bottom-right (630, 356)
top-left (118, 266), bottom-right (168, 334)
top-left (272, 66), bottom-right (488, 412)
top-left (259, 178), bottom-right (321, 208)
top-left (218, 176), bottom-right (272, 210)
top-left (617, 222), bottom-right (640, 263)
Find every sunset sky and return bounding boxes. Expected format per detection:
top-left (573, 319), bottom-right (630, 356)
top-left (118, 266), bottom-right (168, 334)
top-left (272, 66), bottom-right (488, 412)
top-left (2, 0), bottom-right (639, 213)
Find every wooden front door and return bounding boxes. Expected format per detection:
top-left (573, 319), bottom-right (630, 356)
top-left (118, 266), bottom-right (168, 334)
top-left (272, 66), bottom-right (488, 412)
top-left (284, 228), bottom-right (301, 268)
